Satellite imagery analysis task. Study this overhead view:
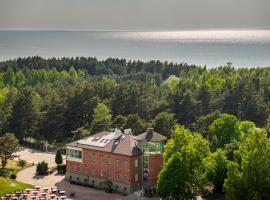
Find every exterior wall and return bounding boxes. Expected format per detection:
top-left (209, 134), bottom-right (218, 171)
top-left (66, 146), bottom-right (142, 194)
top-left (148, 154), bottom-right (163, 186)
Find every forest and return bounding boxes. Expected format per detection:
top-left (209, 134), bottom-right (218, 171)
top-left (0, 56), bottom-right (270, 143)
top-left (1, 56), bottom-right (270, 199)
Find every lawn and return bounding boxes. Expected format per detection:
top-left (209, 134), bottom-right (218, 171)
top-left (0, 159), bottom-right (32, 173)
top-left (0, 177), bottom-right (33, 196)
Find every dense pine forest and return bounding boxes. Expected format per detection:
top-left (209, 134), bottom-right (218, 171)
top-left (0, 56), bottom-right (270, 143)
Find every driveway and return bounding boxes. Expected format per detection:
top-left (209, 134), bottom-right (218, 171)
top-left (15, 148), bottom-right (64, 167)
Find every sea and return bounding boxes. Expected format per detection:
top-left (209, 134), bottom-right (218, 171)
top-left (0, 30), bottom-right (270, 68)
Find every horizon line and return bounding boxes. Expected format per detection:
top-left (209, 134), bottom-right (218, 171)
top-left (0, 27), bottom-right (270, 32)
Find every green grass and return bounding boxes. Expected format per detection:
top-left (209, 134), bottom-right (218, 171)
top-left (0, 177), bottom-right (33, 196)
top-left (0, 160), bottom-right (32, 173)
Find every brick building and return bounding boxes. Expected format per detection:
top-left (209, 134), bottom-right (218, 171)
top-left (65, 128), bottom-right (166, 194)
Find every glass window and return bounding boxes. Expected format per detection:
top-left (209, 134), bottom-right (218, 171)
top-left (135, 173), bottom-right (138, 182)
top-left (108, 171), bottom-right (112, 178)
top-left (67, 149), bottom-right (82, 159)
top-left (116, 172), bottom-right (120, 180)
top-left (124, 174), bottom-right (128, 181)
top-left (124, 160), bottom-right (128, 167)
top-left (85, 166), bottom-right (88, 174)
top-left (108, 157), bottom-right (112, 164)
top-left (77, 164), bottom-right (80, 172)
top-left (100, 170), bottom-right (104, 177)
top-left (116, 159), bottom-right (120, 167)
top-left (92, 153), bottom-right (95, 161)
top-left (84, 152), bottom-right (88, 161)
top-left (100, 155), bottom-right (104, 163)
top-left (92, 168), bottom-right (96, 176)
top-left (70, 163), bottom-right (74, 172)
top-left (135, 159), bottom-right (138, 168)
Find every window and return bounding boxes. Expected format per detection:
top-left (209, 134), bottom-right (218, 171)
top-left (135, 173), bottom-right (138, 182)
top-left (84, 152), bottom-right (88, 161)
top-left (116, 172), bottom-right (120, 180)
top-left (124, 160), bottom-right (128, 168)
top-left (67, 149), bottom-right (82, 159)
top-left (70, 163), bottom-right (74, 172)
top-left (100, 155), bottom-right (104, 163)
top-left (100, 170), bottom-right (104, 177)
top-left (124, 174), bottom-right (128, 181)
top-left (108, 157), bottom-right (112, 164)
top-left (91, 153), bottom-right (95, 161)
top-left (135, 159), bottom-right (138, 168)
top-left (116, 159), bottom-right (120, 167)
top-left (92, 168), bottom-right (96, 176)
top-left (84, 166), bottom-right (88, 174)
top-left (108, 171), bottom-right (112, 178)
top-left (77, 164), bottom-right (80, 172)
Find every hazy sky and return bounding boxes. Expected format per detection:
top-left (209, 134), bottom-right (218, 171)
top-left (0, 0), bottom-right (269, 30)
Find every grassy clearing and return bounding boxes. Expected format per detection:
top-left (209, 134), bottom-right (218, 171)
top-left (0, 160), bottom-right (32, 173)
top-left (0, 177), bottom-right (32, 196)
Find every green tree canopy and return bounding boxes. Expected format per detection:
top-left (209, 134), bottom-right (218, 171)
top-left (8, 87), bottom-right (40, 139)
top-left (157, 152), bottom-right (191, 200)
top-left (209, 114), bottom-right (241, 149)
top-left (224, 128), bottom-right (270, 199)
top-left (205, 149), bottom-right (228, 192)
top-left (0, 133), bottom-right (19, 169)
top-left (152, 112), bottom-right (176, 137)
top-left (55, 149), bottom-right (63, 165)
top-left (91, 103), bottom-right (112, 133)
top-left (158, 125), bottom-right (210, 199)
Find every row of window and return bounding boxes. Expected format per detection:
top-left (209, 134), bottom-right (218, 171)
top-left (67, 149), bottom-right (82, 159)
top-left (84, 152), bottom-right (138, 168)
top-left (70, 163), bottom-right (138, 182)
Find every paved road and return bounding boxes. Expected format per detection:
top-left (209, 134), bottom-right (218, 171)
top-left (15, 148), bottom-right (65, 167)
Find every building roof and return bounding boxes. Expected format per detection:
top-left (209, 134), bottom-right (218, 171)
top-left (67, 129), bottom-right (142, 156)
top-left (134, 128), bottom-right (167, 142)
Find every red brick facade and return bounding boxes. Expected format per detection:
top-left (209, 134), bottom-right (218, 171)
top-left (148, 154), bottom-right (164, 185)
top-left (66, 148), bottom-right (142, 187)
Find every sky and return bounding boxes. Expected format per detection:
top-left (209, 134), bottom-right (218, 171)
top-left (0, 0), bottom-right (269, 31)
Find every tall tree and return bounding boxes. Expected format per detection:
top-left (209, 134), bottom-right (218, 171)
top-left (3, 68), bottom-right (15, 86)
top-left (208, 114), bottom-right (241, 149)
top-left (224, 128), bottom-right (270, 199)
top-left (159, 125), bottom-right (210, 199)
top-left (0, 133), bottom-right (19, 169)
top-left (8, 87), bottom-right (40, 139)
top-left (152, 112), bottom-right (176, 137)
top-left (91, 103), bottom-right (112, 133)
top-left (55, 149), bottom-right (63, 165)
top-left (205, 149), bottom-right (228, 192)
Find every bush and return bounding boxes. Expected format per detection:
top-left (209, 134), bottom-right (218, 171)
top-left (55, 149), bottom-right (63, 165)
top-left (17, 159), bottom-right (27, 169)
top-left (36, 161), bottom-right (48, 175)
top-left (10, 173), bottom-right (16, 179)
top-left (56, 164), bottom-right (66, 174)
top-left (0, 168), bottom-right (11, 178)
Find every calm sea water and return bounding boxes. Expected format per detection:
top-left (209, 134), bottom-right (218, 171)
top-left (0, 30), bottom-right (270, 68)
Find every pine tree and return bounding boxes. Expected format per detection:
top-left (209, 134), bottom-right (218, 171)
top-left (55, 149), bottom-right (63, 165)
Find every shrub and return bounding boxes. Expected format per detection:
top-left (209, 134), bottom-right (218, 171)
top-left (36, 161), bottom-right (48, 175)
top-left (55, 149), bottom-right (63, 165)
top-left (10, 173), bottom-right (16, 179)
top-left (56, 164), bottom-right (66, 174)
top-left (0, 168), bottom-right (11, 177)
top-left (17, 159), bottom-right (27, 169)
